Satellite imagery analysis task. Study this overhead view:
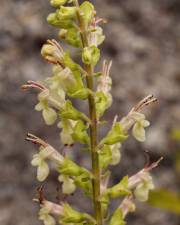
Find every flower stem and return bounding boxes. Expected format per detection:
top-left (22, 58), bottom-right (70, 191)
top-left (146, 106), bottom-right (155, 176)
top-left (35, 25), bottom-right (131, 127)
top-left (73, 1), bottom-right (103, 225)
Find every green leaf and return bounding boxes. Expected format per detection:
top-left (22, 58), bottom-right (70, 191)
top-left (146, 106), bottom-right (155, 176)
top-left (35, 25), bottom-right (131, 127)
top-left (101, 123), bottom-right (128, 145)
top-left (148, 189), bottom-right (180, 214)
top-left (107, 176), bottom-right (131, 198)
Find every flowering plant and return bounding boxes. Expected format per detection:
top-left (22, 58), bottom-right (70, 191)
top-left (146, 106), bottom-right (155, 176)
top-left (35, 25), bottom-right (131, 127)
top-left (22, 1), bottom-right (162, 225)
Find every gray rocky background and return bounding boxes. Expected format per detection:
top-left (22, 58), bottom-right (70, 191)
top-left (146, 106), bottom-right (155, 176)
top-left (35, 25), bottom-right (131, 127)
top-left (0, 0), bottom-right (180, 224)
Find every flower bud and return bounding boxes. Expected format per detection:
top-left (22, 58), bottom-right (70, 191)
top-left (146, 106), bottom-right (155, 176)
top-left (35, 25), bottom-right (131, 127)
top-left (58, 6), bottom-right (77, 20)
top-left (82, 45), bottom-right (100, 66)
top-left (50, 0), bottom-right (67, 7)
top-left (79, 1), bottom-right (95, 27)
top-left (47, 13), bottom-right (74, 29)
top-left (41, 43), bottom-right (63, 64)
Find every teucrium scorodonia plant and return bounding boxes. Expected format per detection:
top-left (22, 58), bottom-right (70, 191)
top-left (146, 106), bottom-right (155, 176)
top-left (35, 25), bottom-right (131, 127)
top-left (22, 1), bottom-right (163, 225)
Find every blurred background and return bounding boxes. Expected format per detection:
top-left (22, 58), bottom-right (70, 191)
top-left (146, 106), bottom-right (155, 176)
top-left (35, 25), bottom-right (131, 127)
top-left (0, 0), bottom-right (180, 224)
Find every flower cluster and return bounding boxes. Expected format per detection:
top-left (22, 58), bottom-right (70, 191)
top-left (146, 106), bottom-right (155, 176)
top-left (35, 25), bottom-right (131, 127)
top-left (22, 1), bottom-right (161, 225)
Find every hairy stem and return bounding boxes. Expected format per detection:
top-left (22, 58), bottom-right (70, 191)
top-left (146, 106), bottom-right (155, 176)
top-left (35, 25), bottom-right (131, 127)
top-left (73, 1), bottom-right (103, 225)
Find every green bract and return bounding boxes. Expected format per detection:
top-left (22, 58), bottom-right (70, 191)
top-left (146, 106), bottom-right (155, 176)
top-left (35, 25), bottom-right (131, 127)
top-left (58, 158), bottom-right (90, 177)
top-left (72, 120), bottom-right (90, 144)
top-left (101, 123), bottom-right (128, 145)
top-left (61, 203), bottom-right (94, 224)
top-left (109, 209), bottom-right (126, 225)
top-left (99, 145), bottom-right (112, 169)
top-left (60, 100), bottom-right (90, 122)
top-left (107, 176), bottom-right (131, 198)
top-left (59, 28), bottom-right (82, 47)
top-left (95, 92), bottom-right (112, 118)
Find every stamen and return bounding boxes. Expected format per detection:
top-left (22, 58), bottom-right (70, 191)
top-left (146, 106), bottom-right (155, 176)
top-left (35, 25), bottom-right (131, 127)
top-left (113, 115), bottom-right (118, 125)
top-left (143, 150), bottom-right (150, 168)
top-left (37, 185), bottom-right (45, 205)
top-left (144, 156), bottom-right (163, 172)
top-left (25, 133), bottom-right (48, 147)
top-left (130, 95), bottom-right (157, 113)
top-left (21, 81), bottom-right (46, 91)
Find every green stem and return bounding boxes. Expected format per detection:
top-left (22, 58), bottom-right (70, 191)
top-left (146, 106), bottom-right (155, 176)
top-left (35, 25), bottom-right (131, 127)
top-left (73, 1), bottom-right (103, 225)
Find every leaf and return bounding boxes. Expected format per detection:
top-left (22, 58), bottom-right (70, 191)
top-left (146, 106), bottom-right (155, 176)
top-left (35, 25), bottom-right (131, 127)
top-left (148, 189), bottom-right (180, 214)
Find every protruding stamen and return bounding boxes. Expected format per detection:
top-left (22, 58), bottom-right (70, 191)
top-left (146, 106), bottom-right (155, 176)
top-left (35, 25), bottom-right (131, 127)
top-left (132, 95), bottom-right (157, 112)
top-left (143, 150), bottom-right (150, 168)
top-left (21, 81), bottom-right (46, 91)
top-left (25, 133), bottom-right (48, 147)
top-left (37, 185), bottom-right (45, 205)
top-left (144, 156), bottom-right (163, 172)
